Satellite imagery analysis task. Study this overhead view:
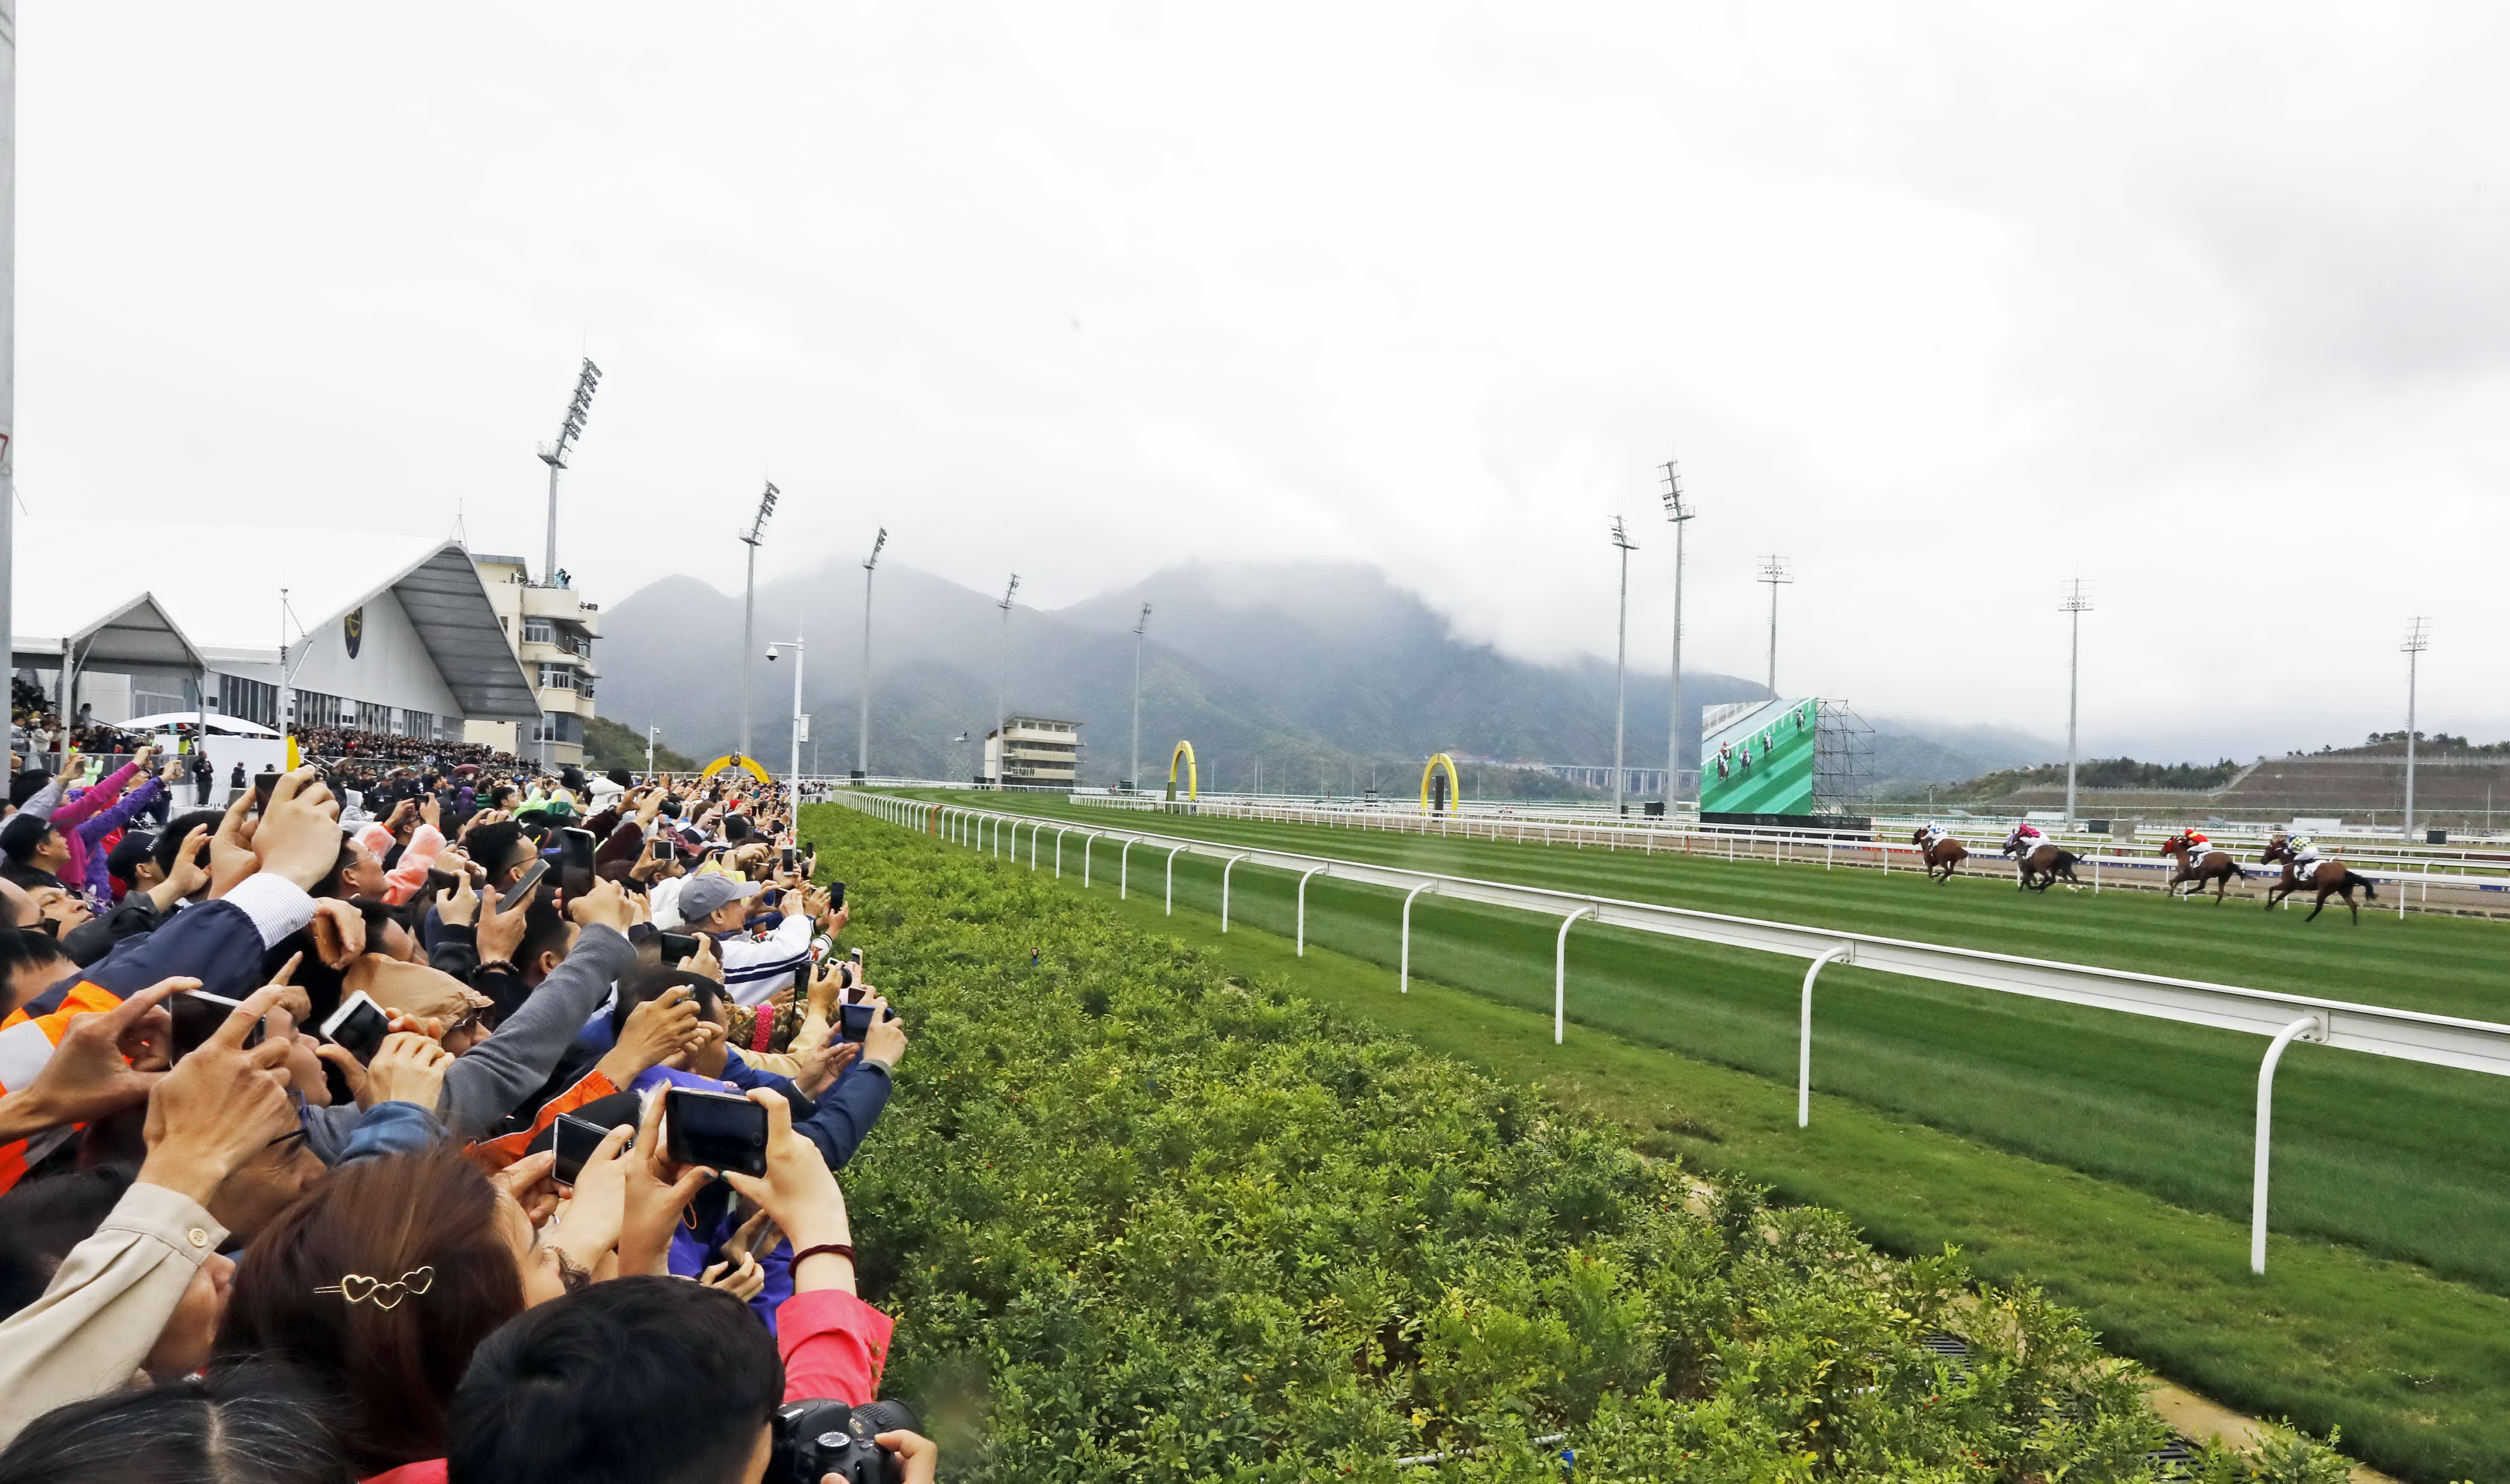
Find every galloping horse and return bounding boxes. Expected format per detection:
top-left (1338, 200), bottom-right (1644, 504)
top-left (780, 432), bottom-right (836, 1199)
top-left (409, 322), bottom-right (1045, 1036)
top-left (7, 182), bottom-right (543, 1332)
top-left (1910, 828), bottom-right (1968, 883)
top-left (2159, 832), bottom-right (2246, 903)
top-left (2006, 842), bottom-right (2083, 892)
top-left (2260, 835), bottom-right (2379, 924)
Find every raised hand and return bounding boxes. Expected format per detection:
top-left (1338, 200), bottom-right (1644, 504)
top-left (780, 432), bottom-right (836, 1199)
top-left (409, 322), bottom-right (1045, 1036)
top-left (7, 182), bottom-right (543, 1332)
top-left (138, 982), bottom-right (300, 1207)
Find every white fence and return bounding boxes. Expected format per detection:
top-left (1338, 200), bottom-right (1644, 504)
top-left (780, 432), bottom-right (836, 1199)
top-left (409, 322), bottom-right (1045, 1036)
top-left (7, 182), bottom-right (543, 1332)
top-left (834, 789), bottom-right (2510, 1274)
top-left (1063, 792), bottom-right (2510, 913)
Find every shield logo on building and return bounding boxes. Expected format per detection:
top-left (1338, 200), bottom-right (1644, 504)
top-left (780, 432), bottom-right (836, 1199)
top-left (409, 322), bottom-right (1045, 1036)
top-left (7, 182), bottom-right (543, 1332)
top-left (344, 607), bottom-right (365, 659)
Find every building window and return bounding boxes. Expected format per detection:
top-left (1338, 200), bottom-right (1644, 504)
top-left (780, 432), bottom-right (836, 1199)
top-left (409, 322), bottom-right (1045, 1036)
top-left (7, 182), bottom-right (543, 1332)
top-left (538, 665), bottom-right (576, 691)
top-left (523, 620), bottom-right (556, 645)
top-left (218, 675), bottom-right (279, 729)
top-left (357, 701), bottom-right (392, 733)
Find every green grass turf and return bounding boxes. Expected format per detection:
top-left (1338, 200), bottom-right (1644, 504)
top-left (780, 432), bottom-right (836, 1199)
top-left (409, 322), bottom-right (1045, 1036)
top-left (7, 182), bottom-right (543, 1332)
top-left (876, 810), bottom-right (2510, 1481)
top-left (874, 792), bottom-right (2510, 1475)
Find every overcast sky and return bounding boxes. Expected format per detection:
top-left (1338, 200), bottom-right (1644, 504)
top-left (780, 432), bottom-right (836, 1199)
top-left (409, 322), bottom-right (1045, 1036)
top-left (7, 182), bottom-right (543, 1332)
top-left (21, 3), bottom-right (2509, 761)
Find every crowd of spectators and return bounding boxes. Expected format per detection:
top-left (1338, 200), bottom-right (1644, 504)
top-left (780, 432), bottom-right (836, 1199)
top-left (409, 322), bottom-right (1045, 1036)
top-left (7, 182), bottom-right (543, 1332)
top-left (0, 743), bottom-right (937, 1483)
top-left (289, 727), bottom-right (528, 773)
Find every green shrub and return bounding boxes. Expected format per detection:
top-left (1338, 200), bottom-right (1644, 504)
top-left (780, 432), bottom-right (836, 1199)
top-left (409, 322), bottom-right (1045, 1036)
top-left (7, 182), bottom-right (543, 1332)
top-left (802, 806), bottom-right (2336, 1481)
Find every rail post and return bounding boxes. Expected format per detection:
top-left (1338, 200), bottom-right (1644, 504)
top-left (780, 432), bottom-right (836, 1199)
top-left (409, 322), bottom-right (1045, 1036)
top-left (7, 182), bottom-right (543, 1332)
top-left (1221, 854), bottom-right (1248, 931)
top-left (1400, 880), bottom-right (1435, 993)
top-left (1554, 905), bottom-right (1596, 1044)
top-left (1295, 865), bottom-right (1326, 956)
top-left (1797, 945), bottom-right (1852, 1128)
top-left (1083, 833), bottom-right (1096, 888)
top-left (1031, 822), bottom-right (1039, 869)
top-left (1165, 844), bottom-right (1188, 915)
top-left (1120, 838), bottom-right (1134, 899)
top-left (1055, 826), bottom-right (1067, 878)
top-left (2252, 1015), bottom-right (2327, 1274)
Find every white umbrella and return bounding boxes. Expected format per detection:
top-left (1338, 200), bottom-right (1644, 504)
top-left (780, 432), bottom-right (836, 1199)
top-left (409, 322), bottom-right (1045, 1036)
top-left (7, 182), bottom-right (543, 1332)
top-left (118, 711), bottom-right (282, 738)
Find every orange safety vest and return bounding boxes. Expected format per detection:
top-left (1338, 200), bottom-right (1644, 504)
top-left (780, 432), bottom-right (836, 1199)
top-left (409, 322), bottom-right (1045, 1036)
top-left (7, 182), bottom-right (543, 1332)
top-left (0, 980), bottom-right (129, 1192)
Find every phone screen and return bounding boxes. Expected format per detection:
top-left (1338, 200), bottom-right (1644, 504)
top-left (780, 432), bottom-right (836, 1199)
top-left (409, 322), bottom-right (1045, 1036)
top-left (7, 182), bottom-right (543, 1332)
top-left (779, 846), bottom-right (797, 872)
top-left (657, 932), bottom-right (699, 964)
top-left (839, 1001), bottom-right (876, 1044)
top-left (171, 991), bottom-right (266, 1056)
top-left (551, 1114), bottom-right (612, 1186)
top-left (558, 828), bottom-right (598, 895)
top-left (320, 992), bottom-right (390, 1061)
top-left (827, 881), bottom-right (844, 911)
top-left (664, 1088), bottom-right (769, 1177)
top-left (504, 857), bottom-right (550, 904)
top-left (252, 771), bottom-right (279, 813)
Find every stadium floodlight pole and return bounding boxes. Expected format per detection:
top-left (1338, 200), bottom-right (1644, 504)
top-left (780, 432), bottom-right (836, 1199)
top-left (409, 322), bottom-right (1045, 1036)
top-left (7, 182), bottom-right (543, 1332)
top-left (1659, 460), bottom-right (1692, 808)
top-left (533, 356), bottom-right (601, 775)
top-left (1609, 516), bottom-right (1638, 816)
top-left (737, 481), bottom-right (778, 762)
top-left (2402, 618), bottom-right (2429, 842)
top-left (994, 574), bottom-right (1020, 790)
top-left (645, 723), bottom-right (657, 778)
top-left (2061, 580), bottom-right (2093, 826)
top-left (1130, 601), bottom-right (1151, 792)
top-left (858, 527), bottom-right (885, 781)
top-left (1757, 555), bottom-right (1792, 697)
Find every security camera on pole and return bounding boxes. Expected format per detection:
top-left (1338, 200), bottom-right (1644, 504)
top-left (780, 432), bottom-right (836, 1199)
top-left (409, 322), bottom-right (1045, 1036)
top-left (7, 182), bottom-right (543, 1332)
top-left (1609, 516), bottom-right (1638, 816)
top-left (1659, 459), bottom-right (1693, 812)
top-left (737, 482), bottom-right (778, 764)
top-left (994, 575), bottom-right (1020, 789)
top-left (766, 632), bottom-right (805, 810)
top-left (1130, 601), bottom-right (1152, 792)
top-left (856, 527), bottom-right (886, 783)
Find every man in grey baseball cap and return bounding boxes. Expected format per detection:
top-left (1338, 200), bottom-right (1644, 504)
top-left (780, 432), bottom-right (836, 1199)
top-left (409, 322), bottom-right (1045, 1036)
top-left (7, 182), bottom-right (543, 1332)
top-left (674, 873), bottom-right (759, 925)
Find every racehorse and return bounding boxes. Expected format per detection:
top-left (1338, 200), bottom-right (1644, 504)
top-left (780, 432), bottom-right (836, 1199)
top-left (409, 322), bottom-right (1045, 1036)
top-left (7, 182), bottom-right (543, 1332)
top-left (2159, 833), bottom-right (2246, 903)
top-left (2259, 836), bottom-right (2379, 924)
top-left (2006, 842), bottom-right (2083, 892)
top-left (1910, 828), bottom-right (1968, 883)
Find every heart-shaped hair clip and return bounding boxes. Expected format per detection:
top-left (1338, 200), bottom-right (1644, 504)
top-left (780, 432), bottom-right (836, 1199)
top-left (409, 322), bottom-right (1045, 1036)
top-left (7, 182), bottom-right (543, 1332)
top-left (317, 1265), bottom-right (438, 1311)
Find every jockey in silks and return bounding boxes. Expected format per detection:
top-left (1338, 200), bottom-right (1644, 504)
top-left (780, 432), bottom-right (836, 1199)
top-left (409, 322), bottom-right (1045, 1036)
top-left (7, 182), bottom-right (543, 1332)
top-left (2179, 826), bottom-right (2214, 858)
top-left (1922, 822), bottom-right (1953, 847)
top-left (2004, 821), bottom-right (2047, 857)
top-left (2283, 831), bottom-right (2320, 872)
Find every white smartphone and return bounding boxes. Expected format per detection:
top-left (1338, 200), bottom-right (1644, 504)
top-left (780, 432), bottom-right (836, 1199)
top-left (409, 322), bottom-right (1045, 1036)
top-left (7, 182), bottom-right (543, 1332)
top-left (319, 990), bottom-right (390, 1061)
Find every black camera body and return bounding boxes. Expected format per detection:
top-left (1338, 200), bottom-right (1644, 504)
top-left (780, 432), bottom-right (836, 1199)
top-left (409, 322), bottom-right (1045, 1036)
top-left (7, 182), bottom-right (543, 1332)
top-left (771, 1397), bottom-right (919, 1484)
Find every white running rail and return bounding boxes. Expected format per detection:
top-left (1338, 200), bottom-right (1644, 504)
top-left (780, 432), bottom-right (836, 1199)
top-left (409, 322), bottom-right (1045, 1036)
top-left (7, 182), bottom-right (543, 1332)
top-left (833, 790), bottom-right (2510, 1275)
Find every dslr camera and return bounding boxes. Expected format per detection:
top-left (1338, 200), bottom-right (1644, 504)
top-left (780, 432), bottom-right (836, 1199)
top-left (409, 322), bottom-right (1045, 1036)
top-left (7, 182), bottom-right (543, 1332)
top-left (770, 1397), bottom-right (920, 1484)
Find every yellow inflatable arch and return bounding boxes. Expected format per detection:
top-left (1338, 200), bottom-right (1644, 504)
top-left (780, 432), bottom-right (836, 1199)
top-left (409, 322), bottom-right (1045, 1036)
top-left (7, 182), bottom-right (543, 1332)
top-left (699, 753), bottom-right (774, 786)
top-left (1419, 752), bottom-right (1461, 814)
top-left (1166, 740), bottom-right (1199, 802)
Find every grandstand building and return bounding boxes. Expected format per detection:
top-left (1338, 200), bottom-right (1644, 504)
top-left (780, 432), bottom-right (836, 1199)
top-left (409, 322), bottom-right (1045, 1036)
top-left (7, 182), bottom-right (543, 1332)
top-left (983, 716), bottom-right (1083, 790)
top-left (9, 519), bottom-right (543, 751)
top-left (459, 553), bottom-right (603, 770)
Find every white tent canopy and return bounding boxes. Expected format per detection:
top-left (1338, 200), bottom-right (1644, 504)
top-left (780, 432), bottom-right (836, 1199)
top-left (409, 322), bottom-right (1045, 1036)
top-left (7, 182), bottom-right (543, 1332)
top-left (118, 710), bottom-right (282, 737)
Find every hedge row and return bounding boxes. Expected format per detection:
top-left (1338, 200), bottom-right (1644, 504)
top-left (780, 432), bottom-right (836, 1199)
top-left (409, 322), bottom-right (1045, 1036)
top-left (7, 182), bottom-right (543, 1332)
top-left (801, 805), bottom-right (2343, 1483)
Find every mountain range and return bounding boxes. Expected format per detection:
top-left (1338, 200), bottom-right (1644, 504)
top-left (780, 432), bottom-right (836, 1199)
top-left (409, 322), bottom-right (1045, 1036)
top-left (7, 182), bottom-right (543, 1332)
top-left (593, 558), bottom-right (2058, 799)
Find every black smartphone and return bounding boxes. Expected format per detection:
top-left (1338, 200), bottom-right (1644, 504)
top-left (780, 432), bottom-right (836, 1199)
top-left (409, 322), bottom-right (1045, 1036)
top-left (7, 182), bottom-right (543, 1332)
top-left (663, 1087), bottom-right (769, 1177)
top-left (503, 857), bottom-right (550, 904)
top-left (551, 1114), bottom-right (613, 1187)
top-left (170, 990), bottom-right (266, 1056)
top-left (424, 869), bottom-right (461, 902)
top-left (318, 990), bottom-right (390, 1061)
top-left (557, 827), bottom-right (598, 895)
top-left (827, 881), bottom-right (844, 911)
top-left (839, 1000), bottom-right (886, 1043)
top-left (779, 846), bottom-right (797, 872)
top-left (657, 932), bottom-right (700, 964)
top-left (251, 770), bottom-right (280, 813)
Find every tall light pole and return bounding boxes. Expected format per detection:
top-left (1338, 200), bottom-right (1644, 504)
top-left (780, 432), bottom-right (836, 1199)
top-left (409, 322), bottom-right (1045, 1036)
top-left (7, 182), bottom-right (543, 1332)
top-left (534, 356), bottom-right (601, 774)
top-left (645, 723), bottom-right (656, 778)
top-left (0, 1), bottom-right (16, 688)
top-left (1757, 555), bottom-right (1792, 697)
top-left (857, 527), bottom-right (885, 781)
top-left (538, 358), bottom-right (601, 584)
top-left (1609, 516), bottom-right (1638, 816)
top-left (768, 634), bottom-right (805, 810)
top-left (994, 574), bottom-right (1020, 790)
top-left (2061, 580), bottom-right (2092, 826)
top-left (1130, 601), bottom-right (1152, 792)
top-left (1660, 460), bottom-right (1692, 810)
top-left (737, 481), bottom-right (778, 762)
top-left (2402, 618), bottom-right (2430, 842)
